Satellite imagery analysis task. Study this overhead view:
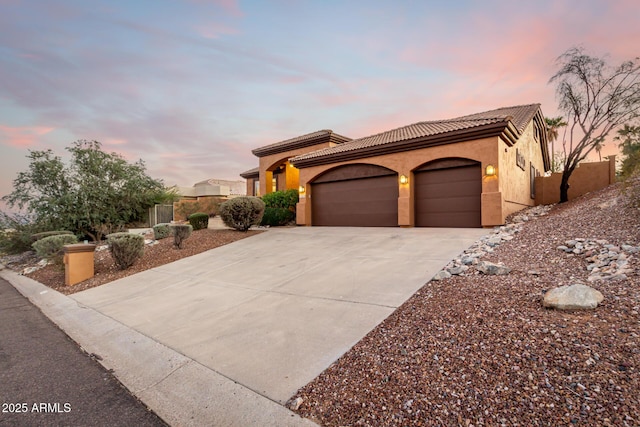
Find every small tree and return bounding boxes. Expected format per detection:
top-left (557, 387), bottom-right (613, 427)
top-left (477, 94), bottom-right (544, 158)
top-left (545, 116), bottom-right (567, 171)
top-left (549, 47), bottom-right (640, 202)
top-left (614, 124), bottom-right (640, 177)
top-left (2, 140), bottom-right (175, 241)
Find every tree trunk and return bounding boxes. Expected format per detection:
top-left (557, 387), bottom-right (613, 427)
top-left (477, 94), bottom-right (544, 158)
top-left (560, 170), bottom-right (571, 203)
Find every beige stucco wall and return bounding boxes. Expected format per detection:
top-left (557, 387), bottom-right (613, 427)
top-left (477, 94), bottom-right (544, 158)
top-left (296, 136), bottom-right (509, 227)
top-left (535, 156), bottom-right (616, 205)
top-left (498, 120), bottom-right (547, 219)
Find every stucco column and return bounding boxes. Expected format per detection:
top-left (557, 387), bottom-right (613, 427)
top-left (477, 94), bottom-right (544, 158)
top-left (64, 243), bottom-right (96, 286)
top-left (398, 172), bottom-right (412, 227)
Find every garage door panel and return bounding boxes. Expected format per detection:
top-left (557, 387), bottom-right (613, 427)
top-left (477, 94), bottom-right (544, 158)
top-left (312, 174), bottom-right (398, 227)
top-left (415, 164), bottom-right (481, 228)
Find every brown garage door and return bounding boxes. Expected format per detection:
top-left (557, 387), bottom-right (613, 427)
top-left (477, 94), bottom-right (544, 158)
top-left (414, 158), bottom-right (481, 228)
top-left (312, 164), bottom-right (398, 226)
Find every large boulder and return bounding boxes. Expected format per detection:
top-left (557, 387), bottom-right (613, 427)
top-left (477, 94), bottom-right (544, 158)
top-left (542, 284), bottom-right (604, 310)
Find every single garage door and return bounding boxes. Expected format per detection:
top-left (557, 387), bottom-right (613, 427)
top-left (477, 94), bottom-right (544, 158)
top-left (312, 164), bottom-right (398, 226)
top-left (414, 158), bottom-right (481, 228)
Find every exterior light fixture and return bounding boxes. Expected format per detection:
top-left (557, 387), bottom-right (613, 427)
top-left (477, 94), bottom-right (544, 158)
top-left (298, 185), bottom-right (305, 193)
top-left (485, 165), bottom-right (496, 176)
top-left (399, 175), bottom-right (409, 185)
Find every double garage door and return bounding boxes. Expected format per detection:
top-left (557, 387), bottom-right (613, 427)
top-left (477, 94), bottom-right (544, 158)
top-left (311, 160), bottom-right (481, 228)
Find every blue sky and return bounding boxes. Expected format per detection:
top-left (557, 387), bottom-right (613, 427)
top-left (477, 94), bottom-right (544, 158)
top-left (1, 0), bottom-right (638, 206)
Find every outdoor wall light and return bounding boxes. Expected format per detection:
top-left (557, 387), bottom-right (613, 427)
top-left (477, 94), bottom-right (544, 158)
top-left (399, 175), bottom-right (409, 185)
top-left (485, 165), bottom-right (496, 176)
top-left (298, 185), bottom-right (305, 193)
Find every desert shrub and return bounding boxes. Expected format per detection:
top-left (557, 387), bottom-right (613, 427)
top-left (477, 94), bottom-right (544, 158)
top-left (261, 189), bottom-right (299, 210)
top-left (0, 212), bottom-right (46, 254)
top-left (260, 207), bottom-right (295, 226)
top-left (31, 230), bottom-right (74, 242)
top-left (107, 232), bottom-right (144, 270)
top-left (188, 212), bottom-right (209, 231)
top-left (219, 197), bottom-right (265, 232)
top-left (170, 224), bottom-right (192, 249)
top-left (32, 234), bottom-right (78, 264)
top-left (153, 223), bottom-right (172, 240)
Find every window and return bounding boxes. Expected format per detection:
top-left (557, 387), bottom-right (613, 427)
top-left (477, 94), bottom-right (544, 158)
top-left (254, 180), bottom-right (260, 197)
top-left (530, 163), bottom-right (537, 199)
top-left (272, 177), bottom-right (277, 192)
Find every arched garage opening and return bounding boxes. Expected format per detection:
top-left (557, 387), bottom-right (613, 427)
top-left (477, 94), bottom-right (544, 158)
top-left (311, 164), bottom-right (398, 226)
top-left (414, 158), bottom-right (481, 228)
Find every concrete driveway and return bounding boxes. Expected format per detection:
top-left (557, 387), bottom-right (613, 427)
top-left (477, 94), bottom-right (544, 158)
top-left (72, 226), bottom-right (487, 404)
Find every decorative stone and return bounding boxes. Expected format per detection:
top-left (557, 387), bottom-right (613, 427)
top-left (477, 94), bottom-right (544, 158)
top-left (476, 261), bottom-right (511, 275)
top-left (286, 397), bottom-right (303, 411)
top-left (447, 265), bottom-right (468, 275)
top-left (432, 270), bottom-right (452, 281)
top-left (542, 284), bottom-right (604, 310)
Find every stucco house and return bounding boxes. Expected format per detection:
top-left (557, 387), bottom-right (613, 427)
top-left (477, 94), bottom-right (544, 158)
top-left (240, 104), bottom-right (550, 228)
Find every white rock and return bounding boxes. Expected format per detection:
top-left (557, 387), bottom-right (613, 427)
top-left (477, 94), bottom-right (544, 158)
top-left (542, 284), bottom-right (604, 310)
top-left (476, 261), bottom-right (511, 275)
top-left (432, 270), bottom-right (452, 281)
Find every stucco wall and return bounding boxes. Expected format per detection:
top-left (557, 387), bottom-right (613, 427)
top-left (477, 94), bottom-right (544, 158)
top-left (297, 137), bottom-right (506, 227)
top-left (258, 142), bottom-right (333, 196)
top-left (535, 156), bottom-right (616, 205)
top-left (498, 120), bottom-right (547, 219)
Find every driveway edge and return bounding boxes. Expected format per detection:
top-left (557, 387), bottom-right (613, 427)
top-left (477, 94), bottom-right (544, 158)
top-left (0, 269), bottom-right (318, 427)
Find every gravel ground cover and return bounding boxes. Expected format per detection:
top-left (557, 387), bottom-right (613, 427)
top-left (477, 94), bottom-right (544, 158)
top-left (292, 182), bottom-right (640, 426)
top-left (3, 228), bottom-right (261, 295)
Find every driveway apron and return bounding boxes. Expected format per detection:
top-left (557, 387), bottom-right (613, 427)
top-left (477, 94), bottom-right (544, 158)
top-left (72, 227), bottom-right (487, 403)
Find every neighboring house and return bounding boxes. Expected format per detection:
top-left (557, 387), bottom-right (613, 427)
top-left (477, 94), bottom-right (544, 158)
top-left (240, 104), bottom-right (551, 228)
top-left (176, 178), bottom-right (247, 199)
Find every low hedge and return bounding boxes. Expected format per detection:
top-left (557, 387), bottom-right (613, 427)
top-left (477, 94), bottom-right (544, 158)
top-left (31, 230), bottom-right (74, 242)
top-left (260, 207), bottom-right (295, 226)
top-left (188, 212), bottom-right (209, 231)
top-left (170, 224), bottom-right (192, 249)
top-left (153, 223), bottom-right (172, 240)
top-left (107, 232), bottom-right (144, 270)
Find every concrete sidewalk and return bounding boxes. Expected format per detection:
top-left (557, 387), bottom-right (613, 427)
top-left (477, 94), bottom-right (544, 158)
top-left (3, 226), bottom-right (486, 426)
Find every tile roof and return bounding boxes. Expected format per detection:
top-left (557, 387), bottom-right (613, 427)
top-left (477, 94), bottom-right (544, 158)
top-left (251, 129), bottom-right (351, 157)
top-left (239, 167), bottom-right (259, 178)
top-left (291, 104), bottom-right (541, 163)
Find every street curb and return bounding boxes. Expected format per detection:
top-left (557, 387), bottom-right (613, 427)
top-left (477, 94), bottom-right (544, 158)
top-left (0, 269), bottom-right (318, 427)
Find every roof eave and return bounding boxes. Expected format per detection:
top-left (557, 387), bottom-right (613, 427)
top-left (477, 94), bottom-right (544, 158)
top-left (291, 122), bottom-right (510, 168)
top-left (251, 133), bottom-right (350, 158)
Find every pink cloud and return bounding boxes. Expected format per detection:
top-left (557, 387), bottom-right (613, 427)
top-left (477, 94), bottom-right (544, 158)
top-left (0, 124), bottom-right (54, 148)
top-left (196, 22), bottom-right (239, 39)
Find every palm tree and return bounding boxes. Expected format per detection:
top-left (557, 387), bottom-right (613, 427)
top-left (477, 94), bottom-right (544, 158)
top-left (545, 116), bottom-right (567, 171)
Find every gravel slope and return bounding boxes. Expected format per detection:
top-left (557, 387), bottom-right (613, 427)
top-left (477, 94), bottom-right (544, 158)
top-left (292, 182), bottom-right (640, 427)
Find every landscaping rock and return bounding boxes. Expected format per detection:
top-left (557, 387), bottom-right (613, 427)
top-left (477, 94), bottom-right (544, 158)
top-left (542, 283), bottom-right (604, 310)
top-left (476, 261), bottom-right (510, 275)
top-left (432, 270), bottom-right (452, 281)
top-left (447, 265), bottom-right (468, 275)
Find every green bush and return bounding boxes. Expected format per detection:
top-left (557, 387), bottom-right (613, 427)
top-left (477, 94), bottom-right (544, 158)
top-left (107, 232), bottom-right (144, 270)
top-left (170, 224), bottom-right (192, 249)
top-left (260, 207), bottom-right (295, 226)
top-left (261, 189), bottom-right (299, 210)
top-left (188, 212), bottom-right (209, 231)
top-left (153, 223), bottom-right (172, 240)
top-left (219, 197), bottom-right (265, 232)
top-left (0, 212), bottom-right (45, 254)
top-left (32, 234), bottom-right (78, 264)
top-left (31, 230), bottom-right (74, 242)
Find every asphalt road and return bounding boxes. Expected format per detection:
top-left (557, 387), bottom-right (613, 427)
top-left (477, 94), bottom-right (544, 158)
top-left (0, 277), bottom-right (167, 427)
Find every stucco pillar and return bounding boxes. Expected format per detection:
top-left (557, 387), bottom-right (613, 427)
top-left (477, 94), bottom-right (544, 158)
top-left (63, 243), bottom-right (96, 286)
top-left (398, 172), bottom-right (412, 227)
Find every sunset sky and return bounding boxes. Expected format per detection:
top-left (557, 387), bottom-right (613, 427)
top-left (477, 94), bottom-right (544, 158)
top-left (1, 0), bottom-right (638, 207)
